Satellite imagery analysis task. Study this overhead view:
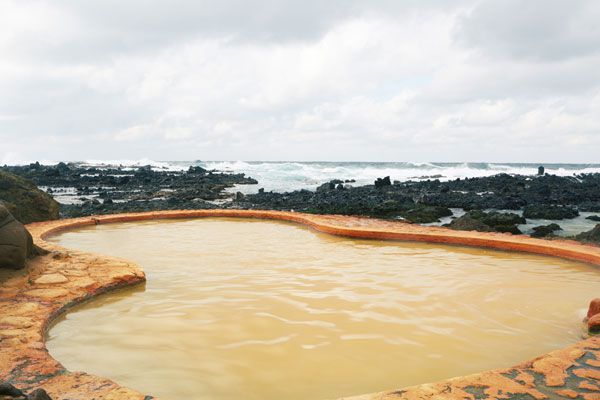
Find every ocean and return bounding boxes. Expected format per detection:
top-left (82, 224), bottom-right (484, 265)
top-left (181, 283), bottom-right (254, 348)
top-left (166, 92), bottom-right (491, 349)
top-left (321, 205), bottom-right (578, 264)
top-left (76, 160), bottom-right (600, 194)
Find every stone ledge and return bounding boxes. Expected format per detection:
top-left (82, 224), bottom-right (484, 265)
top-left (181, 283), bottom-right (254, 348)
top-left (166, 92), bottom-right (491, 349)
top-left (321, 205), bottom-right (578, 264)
top-left (0, 210), bottom-right (598, 399)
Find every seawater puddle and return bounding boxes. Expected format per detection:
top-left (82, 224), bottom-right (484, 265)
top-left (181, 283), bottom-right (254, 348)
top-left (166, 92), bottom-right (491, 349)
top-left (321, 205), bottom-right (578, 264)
top-left (46, 218), bottom-right (600, 400)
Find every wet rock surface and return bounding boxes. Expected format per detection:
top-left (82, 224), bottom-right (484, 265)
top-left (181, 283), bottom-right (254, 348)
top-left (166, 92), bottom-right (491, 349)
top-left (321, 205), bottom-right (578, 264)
top-left (0, 171), bottom-right (59, 224)
top-left (0, 205), bottom-right (45, 270)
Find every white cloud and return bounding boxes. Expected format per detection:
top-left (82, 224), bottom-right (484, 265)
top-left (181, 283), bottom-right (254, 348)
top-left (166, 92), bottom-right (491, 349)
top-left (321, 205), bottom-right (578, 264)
top-left (0, 0), bottom-right (599, 162)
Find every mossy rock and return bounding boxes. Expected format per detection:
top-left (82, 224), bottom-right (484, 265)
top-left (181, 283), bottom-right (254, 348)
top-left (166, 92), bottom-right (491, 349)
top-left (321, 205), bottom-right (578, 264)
top-left (0, 170), bottom-right (59, 224)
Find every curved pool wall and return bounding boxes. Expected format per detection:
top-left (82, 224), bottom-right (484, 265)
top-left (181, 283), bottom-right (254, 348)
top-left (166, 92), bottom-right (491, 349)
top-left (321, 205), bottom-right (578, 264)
top-left (1, 209), bottom-right (599, 400)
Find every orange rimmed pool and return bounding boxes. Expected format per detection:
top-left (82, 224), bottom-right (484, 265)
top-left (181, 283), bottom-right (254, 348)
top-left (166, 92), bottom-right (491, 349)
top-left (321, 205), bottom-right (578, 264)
top-left (45, 218), bottom-right (599, 400)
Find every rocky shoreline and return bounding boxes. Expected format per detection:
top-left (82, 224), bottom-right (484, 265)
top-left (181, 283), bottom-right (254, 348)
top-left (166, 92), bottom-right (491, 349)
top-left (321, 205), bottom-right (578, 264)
top-left (2, 162), bottom-right (600, 241)
top-left (1, 162), bottom-right (257, 217)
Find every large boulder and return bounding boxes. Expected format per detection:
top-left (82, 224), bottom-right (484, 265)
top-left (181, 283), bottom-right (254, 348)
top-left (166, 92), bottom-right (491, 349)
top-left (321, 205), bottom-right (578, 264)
top-left (0, 170), bottom-right (59, 224)
top-left (0, 204), bottom-right (45, 269)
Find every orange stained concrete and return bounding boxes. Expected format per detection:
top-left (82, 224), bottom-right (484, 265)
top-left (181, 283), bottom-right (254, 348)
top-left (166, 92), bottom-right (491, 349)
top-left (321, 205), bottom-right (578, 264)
top-left (0, 209), bottom-right (599, 400)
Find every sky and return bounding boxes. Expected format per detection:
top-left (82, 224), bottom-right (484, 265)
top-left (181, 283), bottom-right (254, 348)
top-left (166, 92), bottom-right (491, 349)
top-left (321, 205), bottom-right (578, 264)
top-left (1, 0), bottom-right (599, 163)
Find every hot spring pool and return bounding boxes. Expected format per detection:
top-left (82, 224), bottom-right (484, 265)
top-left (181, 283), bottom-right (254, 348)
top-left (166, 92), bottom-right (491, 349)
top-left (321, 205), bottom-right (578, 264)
top-left (46, 218), bottom-right (599, 399)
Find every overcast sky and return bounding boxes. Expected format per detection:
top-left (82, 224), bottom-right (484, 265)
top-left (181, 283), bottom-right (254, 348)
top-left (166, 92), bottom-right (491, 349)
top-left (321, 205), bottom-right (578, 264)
top-left (1, 0), bottom-right (599, 163)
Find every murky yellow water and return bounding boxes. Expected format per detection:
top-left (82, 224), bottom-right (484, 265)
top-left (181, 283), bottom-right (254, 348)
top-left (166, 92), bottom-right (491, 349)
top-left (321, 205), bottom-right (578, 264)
top-left (47, 218), bottom-right (599, 400)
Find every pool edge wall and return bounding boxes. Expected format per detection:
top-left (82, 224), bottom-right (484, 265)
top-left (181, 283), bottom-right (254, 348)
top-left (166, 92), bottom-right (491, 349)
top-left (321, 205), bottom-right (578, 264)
top-left (0, 210), bottom-right (598, 400)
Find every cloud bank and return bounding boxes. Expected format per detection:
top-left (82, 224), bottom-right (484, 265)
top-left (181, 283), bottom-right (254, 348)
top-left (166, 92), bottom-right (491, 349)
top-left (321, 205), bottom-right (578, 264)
top-left (1, 0), bottom-right (599, 162)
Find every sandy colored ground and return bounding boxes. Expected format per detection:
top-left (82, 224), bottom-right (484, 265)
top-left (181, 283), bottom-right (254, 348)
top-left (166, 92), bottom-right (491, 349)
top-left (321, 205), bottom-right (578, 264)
top-left (1, 210), bottom-right (599, 399)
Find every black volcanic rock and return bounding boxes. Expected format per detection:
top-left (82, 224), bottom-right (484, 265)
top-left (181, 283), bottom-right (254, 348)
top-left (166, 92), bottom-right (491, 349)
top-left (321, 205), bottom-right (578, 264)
top-left (523, 205), bottom-right (579, 220)
top-left (446, 214), bottom-right (493, 232)
top-left (374, 176), bottom-right (392, 187)
top-left (468, 210), bottom-right (525, 226)
top-left (530, 223), bottom-right (562, 238)
top-left (446, 210), bottom-right (523, 234)
top-left (233, 172), bottom-right (600, 226)
top-left (1, 162), bottom-right (257, 218)
top-left (400, 205), bottom-right (452, 223)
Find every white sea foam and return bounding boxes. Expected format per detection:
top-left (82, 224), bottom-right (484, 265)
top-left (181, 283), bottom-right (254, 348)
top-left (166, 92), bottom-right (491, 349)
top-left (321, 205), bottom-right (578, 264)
top-left (80, 159), bottom-right (187, 171)
top-left (196, 161), bottom-right (600, 193)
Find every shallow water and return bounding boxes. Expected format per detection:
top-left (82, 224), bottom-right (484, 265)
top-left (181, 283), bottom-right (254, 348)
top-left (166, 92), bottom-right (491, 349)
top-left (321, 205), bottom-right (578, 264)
top-left (47, 218), bottom-right (599, 400)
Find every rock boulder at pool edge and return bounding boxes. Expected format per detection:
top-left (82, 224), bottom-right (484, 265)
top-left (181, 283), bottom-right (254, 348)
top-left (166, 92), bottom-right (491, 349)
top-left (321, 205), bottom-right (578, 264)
top-left (0, 204), bottom-right (46, 269)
